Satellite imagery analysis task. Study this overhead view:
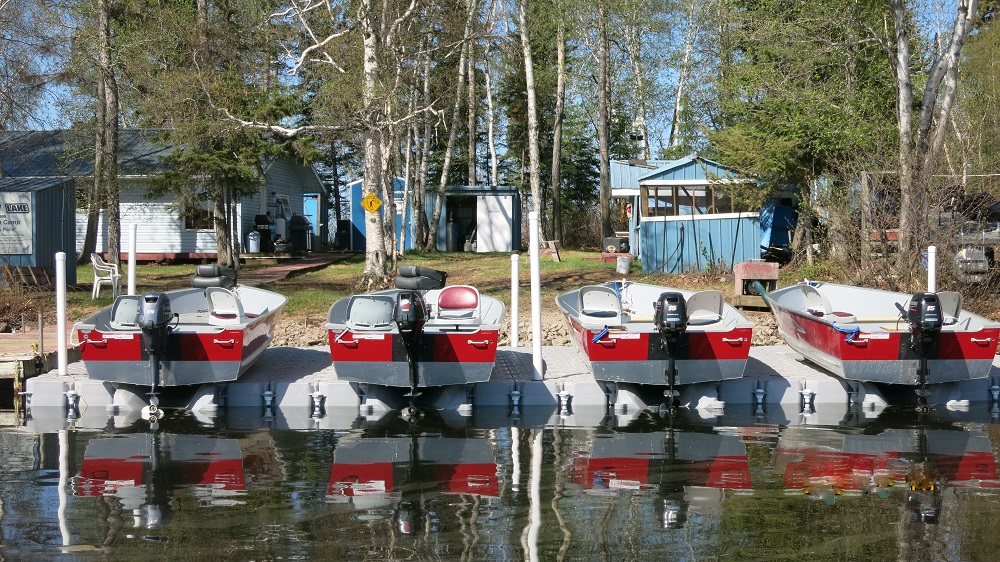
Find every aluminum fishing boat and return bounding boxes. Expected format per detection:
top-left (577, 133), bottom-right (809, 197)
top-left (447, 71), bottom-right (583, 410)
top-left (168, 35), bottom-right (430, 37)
top-left (74, 265), bottom-right (287, 391)
top-left (763, 281), bottom-right (1000, 389)
top-left (326, 265), bottom-right (505, 393)
top-left (556, 281), bottom-right (755, 388)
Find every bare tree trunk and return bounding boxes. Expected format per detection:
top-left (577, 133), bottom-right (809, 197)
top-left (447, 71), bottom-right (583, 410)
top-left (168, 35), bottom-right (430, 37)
top-left (550, 12), bottom-right (566, 242)
top-left (597, 5), bottom-right (612, 239)
top-left (669, 18), bottom-right (697, 149)
top-left (97, 0), bottom-right (120, 266)
top-left (467, 57), bottom-right (477, 186)
top-left (359, 0), bottom-right (388, 283)
top-left (484, 59), bottom-right (499, 186)
top-left (425, 0), bottom-right (477, 251)
top-left (414, 48), bottom-right (432, 247)
top-left (888, 0), bottom-right (977, 285)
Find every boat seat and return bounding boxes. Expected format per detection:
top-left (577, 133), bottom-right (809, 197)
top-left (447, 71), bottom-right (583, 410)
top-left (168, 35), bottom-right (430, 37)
top-left (109, 295), bottom-right (141, 330)
top-left (579, 285), bottom-right (623, 325)
top-left (937, 291), bottom-right (962, 324)
top-left (436, 285), bottom-right (480, 321)
top-left (800, 284), bottom-right (832, 316)
top-left (686, 290), bottom-right (725, 325)
top-left (346, 294), bottom-right (395, 329)
top-left (206, 287), bottom-right (245, 325)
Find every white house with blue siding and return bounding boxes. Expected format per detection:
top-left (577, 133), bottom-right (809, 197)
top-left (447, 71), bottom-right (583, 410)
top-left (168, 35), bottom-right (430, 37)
top-left (611, 155), bottom-right (762, 274)
top-left (0, 130), bottom-right (324, 262)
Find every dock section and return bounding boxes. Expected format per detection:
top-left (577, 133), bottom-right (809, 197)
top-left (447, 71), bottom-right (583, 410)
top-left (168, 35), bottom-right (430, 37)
top-left (22, 344), bottom-right (1000, 431)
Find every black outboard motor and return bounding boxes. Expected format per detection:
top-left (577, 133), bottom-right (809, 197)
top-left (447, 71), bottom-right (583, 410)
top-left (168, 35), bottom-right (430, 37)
top-left (654, 292), bottom-right (687, 407)
top-left (137, 292), bottom-right (174, 409)
top-left (394, 291), bottom-right (427, 403)
top-left (903, 292), bottom-right (943, 406)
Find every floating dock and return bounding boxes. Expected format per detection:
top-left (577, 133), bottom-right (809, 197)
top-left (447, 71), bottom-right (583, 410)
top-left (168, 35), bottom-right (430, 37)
top-left (21, 344), bottom-right (1000, 431)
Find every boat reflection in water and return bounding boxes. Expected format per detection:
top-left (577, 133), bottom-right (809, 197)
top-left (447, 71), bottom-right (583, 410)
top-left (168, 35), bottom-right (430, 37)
top-left (74, 431), bottom-right (279, 534)
top-left (773, 419), bottom-right (999, 521)
top-left (571, 427), bottom-right (753, 529)
top-left (327, 436), bottom-right (499, 535)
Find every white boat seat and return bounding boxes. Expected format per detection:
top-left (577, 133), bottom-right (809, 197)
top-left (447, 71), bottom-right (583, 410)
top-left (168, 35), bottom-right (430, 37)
top-left (206, 287), bottom-right (245, 325)
top-left (579, 285), bottom-right (623, 325)
top-left (109, 295), bottom-right (141, 330)
top-left (686, 290), bottom-right (724, 325)
top-left (346, 294), bottom-right (395, 329)
top-left (437, 285), bottom-right (481, 321)
top-left (800, 284), bottom-right (832, 316)
top-left (937, 291), bottom-right (962, 324)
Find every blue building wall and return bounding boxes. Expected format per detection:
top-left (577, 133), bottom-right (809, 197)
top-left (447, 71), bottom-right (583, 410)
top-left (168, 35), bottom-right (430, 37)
top-left (638, 215), bottom-right (761, 274)
top-left (348, 178), bottom-right (413, 252)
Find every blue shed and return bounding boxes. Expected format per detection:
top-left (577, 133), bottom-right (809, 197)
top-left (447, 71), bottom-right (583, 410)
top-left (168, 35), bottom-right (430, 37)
top-left (612, 155), bottom-right (762, 274)
top-left (0, 177), bottom-right (77, 284)
top-left (347, 178), bottom-right (414, 252)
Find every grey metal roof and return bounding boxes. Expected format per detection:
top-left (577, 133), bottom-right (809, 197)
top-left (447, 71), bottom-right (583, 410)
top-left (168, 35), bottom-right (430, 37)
top-left (0, 129), bottom-right (173, 178)
top-left (0, 176), bottom-right (73, 192)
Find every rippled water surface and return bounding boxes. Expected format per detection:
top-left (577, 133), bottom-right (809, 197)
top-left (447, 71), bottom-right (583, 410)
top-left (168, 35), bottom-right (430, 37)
top-left (4, 404), bottom-right (1000, 561)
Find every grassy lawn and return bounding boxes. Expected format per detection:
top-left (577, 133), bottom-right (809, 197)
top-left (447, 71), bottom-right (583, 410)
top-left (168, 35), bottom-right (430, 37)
top-left (64, 251), bottom-right (737, 325)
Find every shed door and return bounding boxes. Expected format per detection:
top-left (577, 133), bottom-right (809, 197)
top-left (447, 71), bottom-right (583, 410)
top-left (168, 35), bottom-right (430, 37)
top-left (476, 195), bottom-right (513, 252)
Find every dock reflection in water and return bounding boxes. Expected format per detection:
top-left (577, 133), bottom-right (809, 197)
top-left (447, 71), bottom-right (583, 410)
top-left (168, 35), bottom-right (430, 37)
top-left (4, 404), bottom-right (1000, 559)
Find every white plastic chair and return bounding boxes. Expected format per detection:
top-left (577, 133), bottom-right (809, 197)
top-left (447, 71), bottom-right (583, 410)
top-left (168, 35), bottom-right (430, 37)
top-left (91, 253), bottom-right (120, 299)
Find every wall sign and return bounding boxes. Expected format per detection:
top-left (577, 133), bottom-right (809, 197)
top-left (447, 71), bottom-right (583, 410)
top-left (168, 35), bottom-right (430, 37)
top-left (0, 193), bottom-right (33, 254)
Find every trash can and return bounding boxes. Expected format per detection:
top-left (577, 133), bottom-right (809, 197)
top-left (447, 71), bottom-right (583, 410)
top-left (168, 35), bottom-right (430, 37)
top-left (289, 215), bottom-right (309, 252)
top-left (246, 231), bottom-right (260, 253)
top-left (615, 255), bottom-right (632, 275)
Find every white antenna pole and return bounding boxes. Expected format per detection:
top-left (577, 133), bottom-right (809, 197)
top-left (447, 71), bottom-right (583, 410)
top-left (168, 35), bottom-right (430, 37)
top-left (528, 211), bottom-right (543, 380)
top-left (128, 223), bottom-right (137, 295)
top-left (510, 254), bottom-right (520, 348)
top-left (55, 252), bottom-right (67, 376)
top-left (927, 245), bottom-right (937, 293)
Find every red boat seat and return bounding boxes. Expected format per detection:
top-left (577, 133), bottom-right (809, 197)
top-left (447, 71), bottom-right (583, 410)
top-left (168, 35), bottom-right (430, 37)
top-left (206, 287), bottom-right (245, 325)
top-left (437, 285), bottom-right (480, 320)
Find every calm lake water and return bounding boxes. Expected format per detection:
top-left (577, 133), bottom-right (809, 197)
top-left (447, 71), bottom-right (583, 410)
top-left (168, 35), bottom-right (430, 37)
top-left (4, 403), bottom-right (1000, 561)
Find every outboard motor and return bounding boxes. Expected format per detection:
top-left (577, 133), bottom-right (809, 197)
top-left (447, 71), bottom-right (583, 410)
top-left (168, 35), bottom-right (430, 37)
top-left (394, 291), bottom-right (427, 404)
top-left (654, 292), bottom-right (687, 407)
top-left (138, 292), bottom-right (173, 357)
top-left (654, 292), bottom-right (687, 342)
top-left (136, 292), bottom-right (173, 418)
top-left (902, 292), bottom-right (943, 406)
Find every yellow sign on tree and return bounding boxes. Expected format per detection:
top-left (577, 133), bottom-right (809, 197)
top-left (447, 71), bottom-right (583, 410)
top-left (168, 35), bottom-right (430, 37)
top-left (361, 192), bottom-right (382, 214)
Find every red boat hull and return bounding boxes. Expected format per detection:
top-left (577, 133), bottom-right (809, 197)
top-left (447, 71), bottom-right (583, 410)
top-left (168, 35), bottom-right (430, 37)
top-left (565, 316), bottom-right (752, 385)
top-left (328, 327), bottom-right (500, 387)
top-left (771, 303), bottom-right (999, 384)
top-left (77, 313), bottom-right (279, 386)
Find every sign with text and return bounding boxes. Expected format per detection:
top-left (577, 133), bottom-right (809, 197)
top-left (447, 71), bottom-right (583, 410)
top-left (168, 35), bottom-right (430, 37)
top-left (0, 193), bottom-right (33, 254)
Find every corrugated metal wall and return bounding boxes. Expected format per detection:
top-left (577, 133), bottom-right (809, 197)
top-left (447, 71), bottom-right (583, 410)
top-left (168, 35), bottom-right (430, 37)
top-left (639, 214), bottom-right (761, 274)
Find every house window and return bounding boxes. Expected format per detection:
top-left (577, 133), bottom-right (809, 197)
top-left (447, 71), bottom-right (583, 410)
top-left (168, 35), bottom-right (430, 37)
top-left (184, 206), bottom-right (215, 230)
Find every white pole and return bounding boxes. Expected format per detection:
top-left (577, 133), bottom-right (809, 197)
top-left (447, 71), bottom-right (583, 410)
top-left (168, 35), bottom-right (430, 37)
top-left (510, 426), bottom-right (521, 493)
top-left (58, 429), bottom-right (71, 547)
top-left (128, 223), bottom-right (137, 296)
top-left (510, 254), bottom-right (520, 348)
top-left (523, 428), bottom-right (542, 562)
top-left (56, 252), bottom-right (67, 377)
top-left (927, 245), bottom-right (937, 293)
top-left (528, 211), bottom-right (543, 380)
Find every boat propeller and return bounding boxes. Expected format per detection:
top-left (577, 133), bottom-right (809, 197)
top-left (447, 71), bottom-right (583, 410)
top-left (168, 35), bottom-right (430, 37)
top-left (654, 292), bottom-right (687, 410)
top-left (896, 292), bottom-right (943, 408)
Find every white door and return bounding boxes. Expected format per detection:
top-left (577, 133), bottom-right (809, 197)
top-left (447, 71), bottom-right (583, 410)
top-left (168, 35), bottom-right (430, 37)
top-left (476, 194), bottom-right (513, 252)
